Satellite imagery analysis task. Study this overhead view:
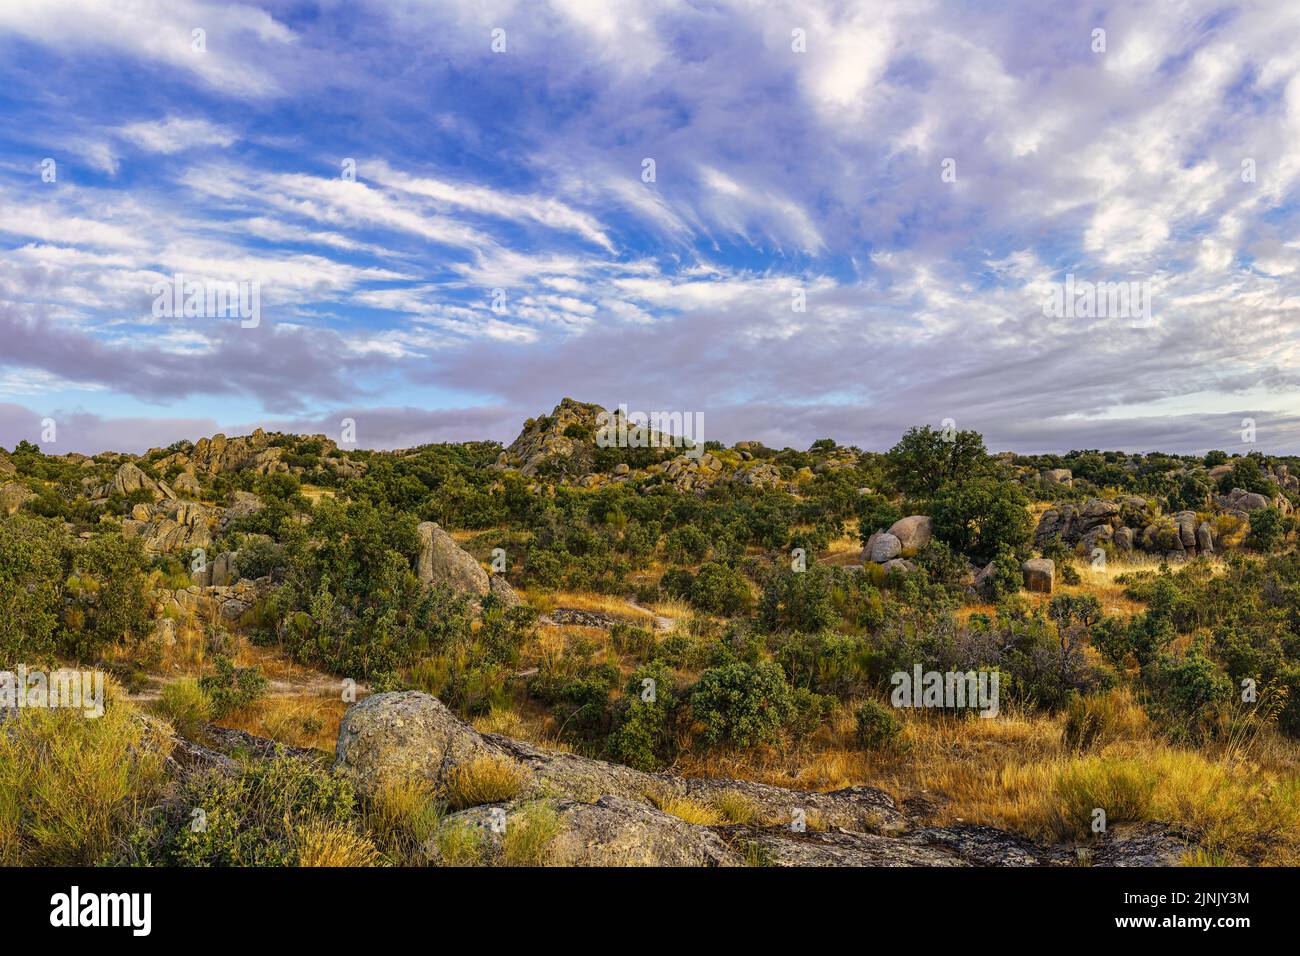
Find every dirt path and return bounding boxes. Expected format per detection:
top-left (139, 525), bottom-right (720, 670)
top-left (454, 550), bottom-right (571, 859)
top-left (127, 673), bottom-right (361, 704)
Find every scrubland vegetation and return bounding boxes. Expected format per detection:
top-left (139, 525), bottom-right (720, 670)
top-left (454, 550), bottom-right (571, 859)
top-left (5, 406), bottom-right (1300, 865)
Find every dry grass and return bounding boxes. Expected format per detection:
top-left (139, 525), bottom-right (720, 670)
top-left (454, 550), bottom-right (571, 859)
top-left (154, 678), bottom-right (213, 739)
top-left (1055, 554), bottom-right (1188, 618)
top-left (433, 820), bottom-right (484, 866)
top-left (651, 794), bottom-right (722, 826)
top-left (294, 820), bottom-right (380, 867)
top-left (710, 791), bottom-right (759, 825)
top-left (501, 802), bottom-right (562, 866)
top-left (820, 527), bottom-right (866, 567)
top-left (0, 684), bottom-right (169, 866)
top-left (218, 693), bottom-right (344, 751)
top-left (364, 778), bottom-right (442, 863)
top-left (298, 484), bottom-right (336, 505)
top-left (444, 754), bottom-right (529, 810)
top-left (541, 590), bottom-right (658, 621)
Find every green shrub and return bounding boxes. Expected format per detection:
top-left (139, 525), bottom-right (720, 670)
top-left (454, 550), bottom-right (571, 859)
top-left (690, 661), bottom-right (797, 749)
top-left (854, 698), bottom-right (902, 749)
top-left (198, 656), bottom-right (268, 718)
top-left (930, 479), bottom-right (1032, 565)
top-left (606, 664), bottom-right (677, 771)
top-left (689, 561), bottom-right (753, 616)
top-left (1143, 647), bottom-right (1232, 742)
top-left (129, 757), bottom-right (360, 866)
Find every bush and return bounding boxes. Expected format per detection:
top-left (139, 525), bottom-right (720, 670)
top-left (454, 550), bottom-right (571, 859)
top-left (759, 563), bottom-right (837, 633)
top-left (0, 514), bottom-right (65, 662)
top-left (854, 698), bottom-right (902, 749)
top-left (981, 547), bottom-right (1024, 603)
top-left (1144, 647), bottom-right (1233, 741)
top-left (690, 661), bottom-right (798, 749)
top-left (605, 664), bottom-right (677, 771)
top-left (688, 561), bottom-right (753, 616)
top-left (930, 479), bottom-right (1032, 565)
top-left (198, 656), bottom-right (268, 718)
top-left (1248, 507), bottom-right (1285, 552)
top-left (136, 757), bottom-right (363, 867)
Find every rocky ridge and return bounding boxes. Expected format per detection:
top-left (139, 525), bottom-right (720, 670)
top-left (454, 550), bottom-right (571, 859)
top-left (330, 690), bottom-right (1191, 867)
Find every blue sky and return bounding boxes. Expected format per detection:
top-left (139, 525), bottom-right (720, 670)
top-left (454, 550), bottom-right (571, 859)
top-left (1, 0), bottom-right (1299, 455)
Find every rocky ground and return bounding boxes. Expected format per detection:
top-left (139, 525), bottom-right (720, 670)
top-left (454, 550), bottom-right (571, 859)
top-left (156, 689), bottom-right (1190, 867)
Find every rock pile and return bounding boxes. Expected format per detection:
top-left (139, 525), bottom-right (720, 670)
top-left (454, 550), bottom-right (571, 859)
top-left (1033, 495), bottom-right (1224, 562)
top-left (861, 515), bottom-right (932, 573)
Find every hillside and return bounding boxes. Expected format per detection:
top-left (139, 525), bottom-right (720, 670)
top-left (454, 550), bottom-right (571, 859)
top-left (4, 400), bottom-right (1300, 868)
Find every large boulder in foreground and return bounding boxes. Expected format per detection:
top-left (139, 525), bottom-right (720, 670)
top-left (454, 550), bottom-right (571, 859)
top-left (417, 521), bottom-right (491, 597)
top-left (335, 692), bottom-right (903, 834)
top-left (335, 691), bottom-right (499, 796)
top-left (887, 515), bottom-right (933, 552)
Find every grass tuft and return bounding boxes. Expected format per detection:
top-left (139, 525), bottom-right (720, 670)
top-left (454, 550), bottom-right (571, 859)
top-left (444, 754), bottom-right (528, 811)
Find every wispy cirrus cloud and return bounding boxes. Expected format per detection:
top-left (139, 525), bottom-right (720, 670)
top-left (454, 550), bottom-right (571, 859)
top-left (0, 0), bottom-right (1298, 455)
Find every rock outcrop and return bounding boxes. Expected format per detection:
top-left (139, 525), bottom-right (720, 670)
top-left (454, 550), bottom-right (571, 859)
top-left (863, 532), bottom-right (902, 563)
top-left (106, 462), bottom-right (171, 501)
top-left (1032, 491), bottom-right (1246, 561)
top-left (492, 398), bottom-right (606, 476)
top-left (0, 481), bottom-right (33, 516)
top-left (121, 500), bottom-right (216, 554)
top-left (416, 521), bottom-right (491, 596)
top-left (334, 691), bottom-right (1192, 867)
top-left (1216, 487), bottom-right (1271, 515)
top-left (415, 522), bottom-right (523, 607)
top-left (1041, 468), bottom-right (1073, 488)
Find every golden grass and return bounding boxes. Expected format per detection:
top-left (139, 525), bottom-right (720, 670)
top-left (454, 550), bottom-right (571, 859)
top-left (710, 791), bottom-right (759, 825)
top-left (364, 778), bottom-right (442, 863)
top-left (218, 693), bottom-right (344, 751)
top-left (545, 590), bottom-right (658, 620)
top-left (0, 684), bottom-right (169, 866)
top-left (294, 820), bottom-right (380, 867)
top-left (155, 678), bottom-right (213, 739)
top-left (444, 754), bottom-right (529, 810)
top-left (1055, 555), bottom-right (1187, 618)
top-left (298, 484), bottom-right (336, 505)
top-left (651, 794), bottom-right (722, 826)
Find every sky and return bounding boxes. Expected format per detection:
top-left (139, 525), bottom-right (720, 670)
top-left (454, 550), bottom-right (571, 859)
top-left (1, 0), bottom-right (1299, 456)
